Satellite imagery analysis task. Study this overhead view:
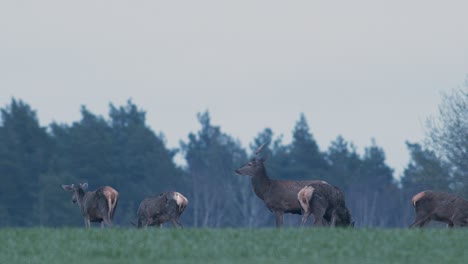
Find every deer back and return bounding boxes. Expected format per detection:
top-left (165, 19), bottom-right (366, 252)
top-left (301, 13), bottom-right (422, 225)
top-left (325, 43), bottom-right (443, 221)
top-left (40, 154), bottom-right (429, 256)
top-left (413, 191), bottom-right (468, 213)
top-left (138, 194), bottom-right (167, 217)
top-left (82, 187), bottom-right (115, 219)
top-left (298, 182), bottom-right (352, 226)
top-left (264, 179), bottom-right (327, 213)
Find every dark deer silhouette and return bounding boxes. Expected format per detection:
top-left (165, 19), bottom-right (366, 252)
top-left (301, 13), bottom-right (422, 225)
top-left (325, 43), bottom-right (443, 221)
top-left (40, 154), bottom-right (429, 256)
top-left (62, 183), bottom-right (119, 228)
top-left (235, 144), bottom-right (330, 227)
top-left (136, 191), bottom-right (188, 228)
top-left (297, 184), bottom-right (352, 227)
top-left (410, 190), bottom-right (468, 228)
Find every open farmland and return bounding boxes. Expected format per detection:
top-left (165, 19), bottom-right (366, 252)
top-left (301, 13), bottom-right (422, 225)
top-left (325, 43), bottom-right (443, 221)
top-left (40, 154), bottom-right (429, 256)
top-left (1, 228), bottom-right (467, 264)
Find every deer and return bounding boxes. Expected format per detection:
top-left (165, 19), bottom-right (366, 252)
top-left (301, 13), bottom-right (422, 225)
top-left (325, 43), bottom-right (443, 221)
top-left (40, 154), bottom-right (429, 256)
top-left (136, 191), bottom-right (188, 228)
top-left (61, 183), bottom-right (119, 228)
top-left (297, 184), bottom-right (352, 227)
top-left (410, 190), bottom-right (468, 228)
top-left (235, 144), bottom-right (332, 227)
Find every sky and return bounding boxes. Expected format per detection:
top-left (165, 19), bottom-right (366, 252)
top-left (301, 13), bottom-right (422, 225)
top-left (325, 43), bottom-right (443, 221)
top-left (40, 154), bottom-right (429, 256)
top-left (1, 0), bottom-right (467, 177)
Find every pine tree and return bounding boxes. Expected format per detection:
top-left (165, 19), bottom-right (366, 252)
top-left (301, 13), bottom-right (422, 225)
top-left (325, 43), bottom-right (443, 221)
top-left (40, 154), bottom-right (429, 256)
top-left (0, 99), bottom-right (52, 226)
top-left (286, 113), bottom-right (328, 180)
top-left (347, 139), bottom-right (399, 227)
top-left (326, 135), bottom-right (361, 189)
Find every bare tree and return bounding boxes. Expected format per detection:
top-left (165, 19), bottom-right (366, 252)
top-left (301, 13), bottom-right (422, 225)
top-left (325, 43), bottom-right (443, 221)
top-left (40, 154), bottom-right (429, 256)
top-left (181, 112), bottom-right (248, 227)
top-left (228, 173), bottom-right (272, 227)
top-left (426, 85), bottom-right (468, 193)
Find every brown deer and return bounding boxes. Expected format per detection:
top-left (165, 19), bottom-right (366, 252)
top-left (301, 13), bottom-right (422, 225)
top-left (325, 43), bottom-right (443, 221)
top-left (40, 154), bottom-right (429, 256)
top-left (297, 184), bottom-right (352, 227)
top-left (410, 190), bottom-right (468, 228)
top-left (235, 144), bottom-right (331, 227)
top-left (62, 183), bottom-right (119, 228)
top-left (136, 191), bottom-right (188, 228)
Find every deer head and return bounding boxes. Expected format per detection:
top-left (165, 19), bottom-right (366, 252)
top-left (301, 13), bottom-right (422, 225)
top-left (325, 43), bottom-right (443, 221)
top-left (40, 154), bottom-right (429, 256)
top-left (235, 144), bottom-right (267, 176)
top-left (62, 183), bottom-right (88, 204)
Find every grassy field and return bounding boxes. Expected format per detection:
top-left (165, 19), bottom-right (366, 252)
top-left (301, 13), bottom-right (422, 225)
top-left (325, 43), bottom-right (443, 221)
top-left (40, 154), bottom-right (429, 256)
top-left (1, 227), bottom-right (467, 264)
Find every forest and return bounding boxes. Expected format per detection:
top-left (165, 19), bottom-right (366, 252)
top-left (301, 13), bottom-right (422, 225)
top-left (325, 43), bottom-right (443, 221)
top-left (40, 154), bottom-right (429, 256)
top-left (0, 88), bottom-right (466, 228)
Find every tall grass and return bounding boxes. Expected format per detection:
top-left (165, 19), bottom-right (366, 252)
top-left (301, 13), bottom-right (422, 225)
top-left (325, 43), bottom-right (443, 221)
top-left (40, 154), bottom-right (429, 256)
top-left (1, 228), bottom-right (467, 264)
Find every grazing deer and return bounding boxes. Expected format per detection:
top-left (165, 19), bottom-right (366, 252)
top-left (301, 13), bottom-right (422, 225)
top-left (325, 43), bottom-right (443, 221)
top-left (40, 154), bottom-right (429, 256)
top-left (235, 144), bottom-right (331, 227)
top-left (62, 183), bottom-right (119, 228)
top-left (410, 190), bottom-right (468, 228)
top-left (136, 191), bottom-right (188, 228)
top-left (297, 184), bottom-right (352, 227)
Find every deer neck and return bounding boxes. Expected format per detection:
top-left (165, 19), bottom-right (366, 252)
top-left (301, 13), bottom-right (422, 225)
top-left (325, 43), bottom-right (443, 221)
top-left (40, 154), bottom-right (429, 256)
top-left (251, 166), bottom-right (271, 200)
top-left (76, 190), bottom-right (87, 214)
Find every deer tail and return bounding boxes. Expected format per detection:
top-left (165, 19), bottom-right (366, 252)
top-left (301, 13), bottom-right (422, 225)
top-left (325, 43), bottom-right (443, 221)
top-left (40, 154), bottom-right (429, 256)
top-left (298, 185), bottom-right (315, 214)
top-left (105, 191), bottom-right (118, 222)
top-left (110, 195), bottom-right (118, 220)
top-left (412, 191), bottom-right (426, 207)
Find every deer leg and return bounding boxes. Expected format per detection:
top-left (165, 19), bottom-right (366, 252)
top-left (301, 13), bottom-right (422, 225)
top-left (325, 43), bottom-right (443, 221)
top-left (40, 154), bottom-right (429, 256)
top-left (409, 218), bottom-right (430, 228)
top-left (310, 195), bottom-right (328, 227)
top-left (409, 214), bottom-right (432, 228)
top-left (312, 208), bottom-right (327, 227)
top-left (174, 216), bottom-right (183, 229)
top-left (455, 217), bottom-right (468, 227)
top-left (323, 207), bottom-right (335, 226)
top-left (84, 217), bottom-right (91, 228)
top-left (301, 210), bottom-right (311, 226)
top-left (299, 199), bottom-right (311, 226)
top-left (450, 213), bottom-right (466, 228)
top-left (330, 210), bottom-right (337, 227)
top-left (275, 211), bottom-right (284, 228)
top-left (107, 198), bottom-right (114, 223)
top-left (145, 218), bottom-right (153, 228)
top-left (410, 208), bottom-right (433, 228)
top-left (101, 221), bottom-right (105, 228)
top-left (310, 203), bottom-right (327, 226)
top-left (171, 219), bottom-right (182, 229)
top-left (102, 214), bottom-right (112, 228)
top-left (298, 191), bottom-right (311, 226)
top-left (108, 212), bottom-right (113, 227)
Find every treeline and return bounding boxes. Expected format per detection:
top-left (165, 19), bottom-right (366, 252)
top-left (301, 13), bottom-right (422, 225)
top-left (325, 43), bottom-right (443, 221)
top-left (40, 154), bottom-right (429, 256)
top-left (0, 90), bottom-right (466, 227)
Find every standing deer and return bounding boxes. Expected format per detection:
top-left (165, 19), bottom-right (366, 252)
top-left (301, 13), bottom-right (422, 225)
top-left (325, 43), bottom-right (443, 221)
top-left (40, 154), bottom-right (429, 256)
top-left (235, 144), bottom-right (331, 227)
top-left (136, 191), bottom-right (188, 228)
top-left (410, 190), bottom-right (468, 228)
top-left (62, 183), bottom-right (119, 228)
top-left (297, 183), bottom-right (352, 227)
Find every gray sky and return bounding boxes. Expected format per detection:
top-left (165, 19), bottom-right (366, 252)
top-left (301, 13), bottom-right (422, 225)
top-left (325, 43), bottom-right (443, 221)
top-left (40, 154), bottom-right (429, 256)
top-left (1, 1), bottom-right (467, 177)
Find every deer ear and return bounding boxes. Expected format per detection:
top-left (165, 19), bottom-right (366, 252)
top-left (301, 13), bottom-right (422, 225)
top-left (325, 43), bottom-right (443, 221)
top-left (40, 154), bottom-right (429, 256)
top-left (80, 183), bottom-right (88, 190)
top-left (62, 185), bottom-right (73, 192)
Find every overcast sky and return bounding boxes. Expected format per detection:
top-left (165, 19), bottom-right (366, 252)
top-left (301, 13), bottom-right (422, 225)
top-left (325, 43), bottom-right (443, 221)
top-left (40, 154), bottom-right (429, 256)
top-left (1, 1), bottom-right (467, 177)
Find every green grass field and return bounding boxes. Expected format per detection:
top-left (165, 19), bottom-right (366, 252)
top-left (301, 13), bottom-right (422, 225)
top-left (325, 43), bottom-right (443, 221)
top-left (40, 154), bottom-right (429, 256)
top-left (1, 228), bottom-right (467, 264)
